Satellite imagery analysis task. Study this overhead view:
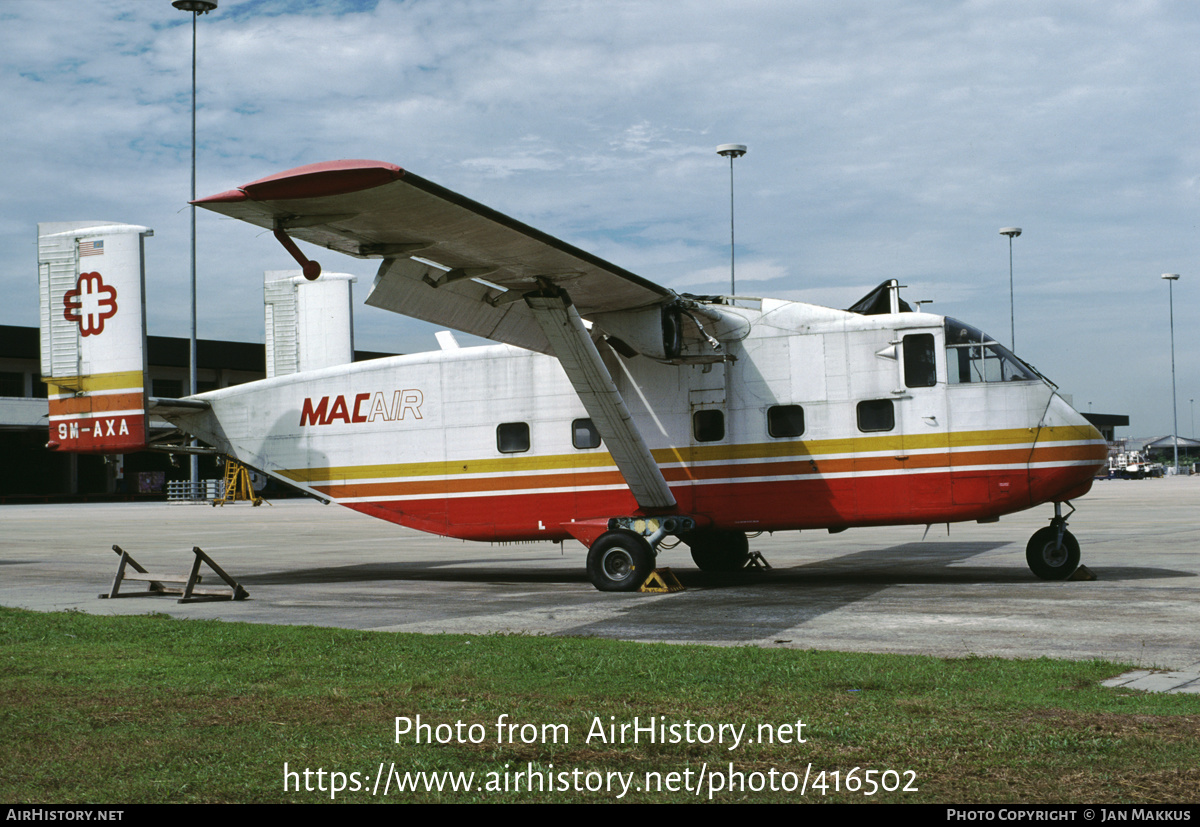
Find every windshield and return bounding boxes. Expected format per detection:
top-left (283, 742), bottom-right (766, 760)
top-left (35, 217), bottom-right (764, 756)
top-left (944, 318), bottom-right (1037, 384)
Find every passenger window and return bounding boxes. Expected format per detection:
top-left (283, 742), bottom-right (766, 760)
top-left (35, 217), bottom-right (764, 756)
top-left (767, 405), bottom-right (805, 438)
top-left (903, 333), bottom-right (936, 388)
top-left (857, 399), bottom-right (895, 432)
top-left (693, 409), bottom-right (724, 442)
top-left (572, 418), bottom-right (601, 449)
top-left (496, 422), bottom-right (530, 453)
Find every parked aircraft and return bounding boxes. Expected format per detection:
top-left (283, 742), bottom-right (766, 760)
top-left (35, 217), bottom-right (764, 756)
top-left (38, 160), bottom-right (1107, 591)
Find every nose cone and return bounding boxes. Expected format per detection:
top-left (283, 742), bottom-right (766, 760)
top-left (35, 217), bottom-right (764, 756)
top-left (1028, 394), bottom-right (1108, 504)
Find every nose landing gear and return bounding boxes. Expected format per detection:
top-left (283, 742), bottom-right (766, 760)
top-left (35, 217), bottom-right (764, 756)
top-left (1026, 501), bottom-right (1080, 580)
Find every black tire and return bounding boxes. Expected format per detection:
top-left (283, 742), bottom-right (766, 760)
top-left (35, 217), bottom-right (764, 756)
top-left (685, 530), bottom-right (750, 573)
top-left (1025, 526), bottom-right (1080, 580)
top-left (587, 530), bottom-right (654, 592)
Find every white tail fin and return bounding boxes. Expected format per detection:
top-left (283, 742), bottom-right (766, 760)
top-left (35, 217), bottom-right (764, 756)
top-left (38, 221), bottom-right (153, 454)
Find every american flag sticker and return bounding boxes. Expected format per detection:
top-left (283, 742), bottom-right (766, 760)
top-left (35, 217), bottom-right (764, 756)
top-left (79, 240), bottom-right (104, 257)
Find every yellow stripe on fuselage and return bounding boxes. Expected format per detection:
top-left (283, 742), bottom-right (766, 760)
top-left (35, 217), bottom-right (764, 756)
top-left (45, 370), bottom-right (144, 396)
top-left (279, 425), bottom-right (1103, 484)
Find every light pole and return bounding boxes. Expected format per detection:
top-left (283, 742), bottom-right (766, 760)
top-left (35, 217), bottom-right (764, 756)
top-left (1162, 273), bottom-right (1180, 475)
top-left (999, 227), bottom-right (1022, 350)
top-left (717, 144), bottom-right (746, 297)
top-left (173, 0), bottom-right (217, 497)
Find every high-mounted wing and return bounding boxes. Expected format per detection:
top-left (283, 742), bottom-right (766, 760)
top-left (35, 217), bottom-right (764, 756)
top-left (194, 159), bottom-right (675, 353)
top-left (195, 160), bottom-right (681, 511)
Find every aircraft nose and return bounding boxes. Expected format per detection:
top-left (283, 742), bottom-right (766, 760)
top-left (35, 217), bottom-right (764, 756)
top-left (1028, 394), bottom-right (1108, 504)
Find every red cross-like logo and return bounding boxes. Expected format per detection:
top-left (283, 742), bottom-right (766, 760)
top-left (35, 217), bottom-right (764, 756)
top-left (63, 272), bottom-right (118, 337)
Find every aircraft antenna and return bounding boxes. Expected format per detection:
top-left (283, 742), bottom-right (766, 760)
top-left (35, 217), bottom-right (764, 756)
top-left (718, 144), bottom-right (747, 297)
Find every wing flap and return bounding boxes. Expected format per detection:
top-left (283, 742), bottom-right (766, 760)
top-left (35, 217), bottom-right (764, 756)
top-left (366, 257), bottom-right (553, 355)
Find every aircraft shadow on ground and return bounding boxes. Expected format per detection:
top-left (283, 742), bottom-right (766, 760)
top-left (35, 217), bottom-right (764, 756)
top-left (245, 557), bottom-right (589, 586)
top-left (244, 541), bottom-right (1196, 590)
top-left (566, 541), bottom-right (1012, 641)
top-left (566, 545), bottom-right (1198, 642)
top-left (241, 541), bottom-right (1196, 643)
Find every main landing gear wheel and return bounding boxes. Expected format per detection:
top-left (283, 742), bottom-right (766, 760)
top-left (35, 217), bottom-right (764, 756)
top-left (685, 530), bottom-right (750, 573)
top-left (1025, 526), bottom-right (1080, 580)
top-left (587, 530), bottom-right (655, 592)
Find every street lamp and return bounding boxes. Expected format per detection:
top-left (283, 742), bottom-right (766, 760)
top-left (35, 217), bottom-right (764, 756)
top-left (173, 0), bottom-right (217, 497)
top-left (1162, 273), bottom-right (1180, 475)
top-left (717, 144), bottom-right (747, 296)
top-left (999, 227), bottom-right (1022, 350)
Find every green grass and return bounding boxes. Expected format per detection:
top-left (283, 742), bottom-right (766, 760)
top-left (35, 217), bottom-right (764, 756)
top-left (2, 606), bottom-right (1198, 803)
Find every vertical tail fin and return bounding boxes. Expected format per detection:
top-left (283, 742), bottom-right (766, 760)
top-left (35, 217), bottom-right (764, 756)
top-left (38, 221), bottom-right (153, 454)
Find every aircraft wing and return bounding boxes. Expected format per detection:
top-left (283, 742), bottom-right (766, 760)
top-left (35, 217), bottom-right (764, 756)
top-left (196, 159), bottom-right (682, 512)
top-left (194, 160), bottom-right (674, 353)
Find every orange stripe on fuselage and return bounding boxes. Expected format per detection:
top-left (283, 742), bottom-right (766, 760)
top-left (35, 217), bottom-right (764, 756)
top-left (342, 462), bottom-right (1102, 542)
top-left (310, 441), bottom-right (1106, 500)
top-left (49, 390), bottom-right (144, 416)
top-left (282, 425), bottom-right (1104, 486)
top-left (314, 469), bottom-right (629, 499)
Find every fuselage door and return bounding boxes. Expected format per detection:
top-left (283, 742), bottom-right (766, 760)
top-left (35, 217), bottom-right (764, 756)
top-left (687, 360), bottom-right (728, 513)
top-left (846, 326), bottom-right (912, 518)
top-left (895, 329), bottom-right (950, 521)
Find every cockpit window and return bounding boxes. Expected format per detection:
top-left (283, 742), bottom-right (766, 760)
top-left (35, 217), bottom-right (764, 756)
top-left (944, 319), bottom-right (1036, 384)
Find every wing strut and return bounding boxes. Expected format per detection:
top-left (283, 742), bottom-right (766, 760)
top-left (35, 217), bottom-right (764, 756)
top-left (524, 288), bottom-right (677, 511)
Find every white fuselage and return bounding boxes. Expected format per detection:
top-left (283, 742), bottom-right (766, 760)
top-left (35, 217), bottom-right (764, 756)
top-left (175, 298), bottom-right (1106, 542)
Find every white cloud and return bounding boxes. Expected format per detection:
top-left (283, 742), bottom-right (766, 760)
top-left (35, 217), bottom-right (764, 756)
top-left (1, 0), bottom-right (1198, 434)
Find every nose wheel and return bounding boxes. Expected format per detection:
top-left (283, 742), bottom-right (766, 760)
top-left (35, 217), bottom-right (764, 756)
top-left (1025, 502), bottom-right (1080, 580)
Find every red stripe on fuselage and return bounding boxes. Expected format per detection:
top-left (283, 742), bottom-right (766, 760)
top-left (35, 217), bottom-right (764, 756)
top-left (342, 463), bottom-right (1098, 543)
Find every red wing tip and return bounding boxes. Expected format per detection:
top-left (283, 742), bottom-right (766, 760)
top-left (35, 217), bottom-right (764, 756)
top-left (191, 188), bottom-right (247, 205)
top-left (243, 159), bottom-right (404, 188)
top-left (195, 160), bottom-right (406, 205)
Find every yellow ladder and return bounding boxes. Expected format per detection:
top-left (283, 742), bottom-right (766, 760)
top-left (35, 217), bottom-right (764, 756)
top-left (213, 460), bottom-right (263, 507)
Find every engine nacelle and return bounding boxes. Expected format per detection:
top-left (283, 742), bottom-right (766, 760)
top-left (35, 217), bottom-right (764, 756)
top-left (590, 304), bottom-right (684, 360)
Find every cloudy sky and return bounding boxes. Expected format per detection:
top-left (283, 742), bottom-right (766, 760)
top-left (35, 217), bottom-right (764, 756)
top-left (2, 0), bottom-right (1197, 437)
